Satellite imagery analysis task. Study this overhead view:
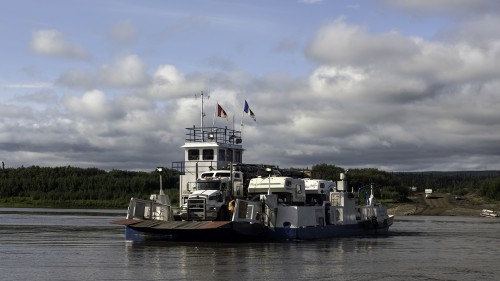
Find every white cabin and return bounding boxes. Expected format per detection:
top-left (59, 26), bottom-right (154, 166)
top-left (304, 179), bottom-right (336, 195)
top-left (248, 176), bottom-right (306, 204)
top-left (175, 126), bottom-right (244, 206)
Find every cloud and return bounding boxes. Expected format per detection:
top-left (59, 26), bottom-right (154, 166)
top-left (30, 30), bottom-right (90, 60)
top-left (147, 64), bottom-right (204, 99)
top-left (4, 3), bottom-right (500, 172)
top-left (0, 104), bottom-right (34, 119)
top-left (305, 18), bottom-right (418, 66)
top-left (382, 0), bottom-right (500, 16)
top-left (57, 54), bottom-right (149, 89)
top-left (438, 14), bottom-right (500, 48)
top-left (108, 20), bottom-right (137, 45)
top-left (63, 89), bottom-right (125, 120)
top-left (1, 82), bottom-right (52, 89)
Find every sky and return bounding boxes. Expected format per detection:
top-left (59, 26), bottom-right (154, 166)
top-left (1, 0), bottom-right (500, 172)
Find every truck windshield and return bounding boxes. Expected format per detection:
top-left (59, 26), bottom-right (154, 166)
top-left (197, 181), bottom-right (221, 190)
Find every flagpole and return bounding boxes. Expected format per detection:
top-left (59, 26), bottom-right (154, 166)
top-left (212, 102), bottom-right (217, 128)
top-left (240, 110), bottom-right (244, 132)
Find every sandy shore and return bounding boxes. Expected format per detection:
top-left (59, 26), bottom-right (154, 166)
top-left (387, 193), bottom-right (500, 216)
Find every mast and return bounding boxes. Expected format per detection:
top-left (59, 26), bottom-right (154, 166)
top-left (200, 91), bottom-right (206, 128)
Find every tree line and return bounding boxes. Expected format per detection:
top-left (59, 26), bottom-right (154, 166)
top-left (0, 166), bottom-right (178, 208)
top-left (310, 164), bottom-right (500, 201)
top-left (394, 170), bottom-right (500, 200)
top-left (310, 164), bottom-right (409, 201)
top-left (0, 164), bottom-right (498, 208)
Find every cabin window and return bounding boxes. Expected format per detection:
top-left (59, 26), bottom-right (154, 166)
top-left (320, 183), bottom-right (325, 189)
top-left (219, 149), bottom-right (226, 161)
top-left (203, 149), bottom-right (214, 160)
top-left (197, 182), bottom-right (220, 190)
top-left (234, 150), bottom-right (242, 163)
top-left (296, 184), bottom-right (302, 194)
top-left (285, 180), bottom-right (291, 187)
top-left (201, 173), bottom-right (214, 178)
top-left (188, 149), bottom-right (199, 160)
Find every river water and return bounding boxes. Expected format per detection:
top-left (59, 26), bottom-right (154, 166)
top-left (0, 208), bottom-right (498, 281)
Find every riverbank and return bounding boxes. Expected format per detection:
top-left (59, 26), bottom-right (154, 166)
top-left (0, 197), bottom-right (128, 209)
top-left (387, 193), bottom-right (500, 216)
top-left (2, 193), bottom-right (498, 217)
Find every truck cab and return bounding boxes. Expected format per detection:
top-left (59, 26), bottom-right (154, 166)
top-left (180, 170), bottom-right (244, 221)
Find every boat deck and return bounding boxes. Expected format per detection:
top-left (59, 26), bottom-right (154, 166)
top-left (112, 219), bottom-right (231, 230)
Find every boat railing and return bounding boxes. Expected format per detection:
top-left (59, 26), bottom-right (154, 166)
top-left (359, 206), bottom-right (374, 221)
top-left (330, 206), bottom-right (343, 224)
top-left (171, 161), bottom-right (185, 174)
top-left (126, 198), bottom-right (172, 221)
top-left (185, 126), bottom-right (242, 144)
top-left (358, 206), bottom-right (388, 221)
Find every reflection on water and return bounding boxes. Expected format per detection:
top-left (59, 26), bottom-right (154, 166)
top-left (0, 209), bottom-right (499, 281)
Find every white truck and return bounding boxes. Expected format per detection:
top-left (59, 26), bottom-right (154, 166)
top-left (425, 189), bottom-right (433, 198)
top-left (179, 170), bottom-right (244, 221)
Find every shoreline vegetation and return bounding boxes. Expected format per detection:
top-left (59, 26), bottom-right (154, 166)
top-left (0, 165), bottom-right (499, 216)
top-left (2, 193), bottom-right (497, 217)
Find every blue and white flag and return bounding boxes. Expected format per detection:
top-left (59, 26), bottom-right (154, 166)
top-left (243, 100), bottom-right (256, 121)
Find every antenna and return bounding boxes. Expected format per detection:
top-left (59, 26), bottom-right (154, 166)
top-left (196, 91), bottom-right (210, 128)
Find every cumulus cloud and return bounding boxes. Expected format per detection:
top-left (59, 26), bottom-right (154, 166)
top-left (4, 3), bottom-right (500, 171)
top-left (30, 30), bottom-right (90, 60)
top-left (305, 18), bottom-right (418, 66)
top-left (148, 64), bottom-right (204, 99)
top-left (267, 15), bottom-right (500, 170)
top-left (63, 89), bottom-right (125, 120)
top-left (57, 54), bottom-right (149, 89)
top-left (438, 14), bottom-right (500, 48)
top-left (0, 104), bottom-right (34, 119)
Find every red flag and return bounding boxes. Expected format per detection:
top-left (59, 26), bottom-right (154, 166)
top-left (217, 103), bottom-right (227, 119)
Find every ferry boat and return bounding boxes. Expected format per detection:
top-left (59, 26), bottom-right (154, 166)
top-left (113, 102), bottom-right (394, 241)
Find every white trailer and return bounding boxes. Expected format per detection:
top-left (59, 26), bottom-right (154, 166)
top-left (425, 189), bottom-right (433, 198)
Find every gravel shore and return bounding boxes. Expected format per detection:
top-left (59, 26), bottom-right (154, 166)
top-left (387, 193), bottom-right (499, 216)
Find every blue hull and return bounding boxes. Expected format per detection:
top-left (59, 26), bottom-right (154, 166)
top-left (122, 219), bottom-right (391, 242)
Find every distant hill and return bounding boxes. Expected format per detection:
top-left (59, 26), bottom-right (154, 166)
top-left (394, 170), bottom-right (500, 177)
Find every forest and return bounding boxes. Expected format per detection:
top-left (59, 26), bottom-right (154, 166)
top-left (0, 164), bottom-right (499, 209)
top-left (310, 164), bottom-right (500, 201)
top-left (0, 166), bottom-right (178, 208)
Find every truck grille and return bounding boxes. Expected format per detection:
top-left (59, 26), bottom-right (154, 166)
top-left (187, 198), bottom-right (206, 220)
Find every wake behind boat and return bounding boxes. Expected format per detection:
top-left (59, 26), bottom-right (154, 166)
top-left (113, 98), bottom-right (394, 241)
